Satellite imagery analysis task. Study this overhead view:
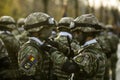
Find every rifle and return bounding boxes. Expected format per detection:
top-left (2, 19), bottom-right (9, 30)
top-left (66, 36), bottom-right (74, 59)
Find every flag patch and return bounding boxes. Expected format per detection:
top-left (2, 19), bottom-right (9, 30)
top-left (29, 55), bottom-right (37, 63)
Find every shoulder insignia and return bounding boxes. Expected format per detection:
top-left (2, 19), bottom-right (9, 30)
top-left (21, 55), bottom-right (37, 71)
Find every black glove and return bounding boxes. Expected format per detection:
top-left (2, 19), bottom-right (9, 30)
top-left (62, 60), bottom-right (79, 73)
top-left (41, 43), bottom-right (57, 54)
top-left (46, 39), bottom-right (59, 48)
top-left (0, 57), bottom-right (10, 69)
top-left (67, 49), bottom-right (74, 59)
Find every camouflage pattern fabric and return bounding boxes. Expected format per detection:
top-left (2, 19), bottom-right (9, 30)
top-left (107, 32), bottom-right (119, 80)
top-left (0, 31), bottom-right (20, 79)
top-left (96, 32), bottom-right (112, 58)
top-left (0, 38), bottom-right (11, 80)
top-left (52, 32), bottom-right (75, 80)
top-left (12, 29), bottom-right (28, 45)
top-left (51, 39), bottom-right (106, 80)
top-left (73, 39), bottom-right (106, 80)
top-left (18, 37), bottom-right (51, 80)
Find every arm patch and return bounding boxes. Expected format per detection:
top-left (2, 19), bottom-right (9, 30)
top-left (21, 54), bottom-right (37, 71)
top-left (18, 45), bottom-right (39, 72)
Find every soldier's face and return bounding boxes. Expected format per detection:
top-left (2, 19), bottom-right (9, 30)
top-left (39, 26), bottom-right (53, 39)
top-left (72, 30), bottom-right (85, 45)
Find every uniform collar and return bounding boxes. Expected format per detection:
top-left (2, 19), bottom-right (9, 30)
top-left (0, 31), bottom-right (11, 34)
top-left (29, 37), bottom-right (43, 45)
top-left (18, 27), bottom-right (24, 31)
top-left (58, 31), bottom-right (72, 39)
top-left (83, 39), bottom-right (97, 47)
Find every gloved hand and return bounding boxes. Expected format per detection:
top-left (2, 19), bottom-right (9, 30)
top-left (0, 57), bottom-right (10, 69)
top-left (67, 49), bottom-right (74, 59)
top-left (46, 39), bottom-right (59, 48)
top-left (41, 43), bottom-right (57, 54)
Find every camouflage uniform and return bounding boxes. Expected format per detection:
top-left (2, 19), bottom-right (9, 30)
top-left (18, 12), bottom-right (56, 80)
top-left (12, 18), bottom-right (28, 45)
top-left (48, 15), bottom-right (106, 80)
top-left (105, 25), bottom-right (119, 80)
top-left (96, 24), bottom-right (119, 80)
top-left (70, 14), bottom-right (106, 80)
top-left (55, 17), bottom-right (75, 55)
top-left (96, 31), bottom-right (111, 80)
top-left (49, 20), bottom-right (58, 40)
top-left (0, 16), bottom-right (20, 79)
top-left (0, 38), bottom-right (11, 80)
top-left (49, 17), bottom-right (77, 80)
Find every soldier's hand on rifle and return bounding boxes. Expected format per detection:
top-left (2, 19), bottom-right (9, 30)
top-left (46, 39), bottom-right (59, 48)
top-left (67, 49), bottom-right (74, 59)
top-left (41, 43), bottom-right (57, 54)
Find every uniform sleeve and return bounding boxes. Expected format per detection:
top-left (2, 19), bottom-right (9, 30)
top-left (51, 51), bottom-right (80, 73)
top-left (73, 52), bottom-right (98, 76)
top-left (71, 41), bottom-right (81, 55)
top-left (0, 39), bottom-right (8, 58)
top-left (97, 36), bottom-right (112, 58)
top-left (0, 39), bottom-right (10, 77)
top-left (18, 44), bottom-right (39, 76)
top-left (107, 33), bottom-right (119, 53)
top-left (51, 51), bottom-right (67, 66)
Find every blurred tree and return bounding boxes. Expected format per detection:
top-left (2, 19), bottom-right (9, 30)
top-left (99, 6), bottom-right (104, 22)
top-left (91, 1), bottom-right (95, 14)
top-left (0, 0), bottom-right (9, 16)
top-left (111, 9), bottom-right (119, 25)
top-left (19, 0), bottom-right (33, 16)
top-left (0, 0), bottom-right (119, 28)
top-left (85, 0), bottom-right (90, 13)
top-left (74, 0), bottom-right (78, 17)
top-left (33, 0), bottom-right (41, 12)
top-left (42, 0), bottom-right (49, 13)
top-left (62, 0), bottom-right (68, 17)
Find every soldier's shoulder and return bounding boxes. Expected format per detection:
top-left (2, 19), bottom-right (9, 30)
top-left (19, 42), bottom-right (39, 54)
top-left (18, 43), bottom-right (39, 75)
top-left (18, 38), bottom-right (42, 58)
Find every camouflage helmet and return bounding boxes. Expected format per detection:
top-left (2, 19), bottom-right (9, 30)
top-left (105, 24), bottom-right (114, 29)
top-left (0, 16), bottom-right (16, 31)
top-left (58, 17), bottom-right (74, 32)
top-left (24, 12), bottom-right (56, 32)
top-left (17, 18), bottom-right (25, 28)
top-left (98, 22), bottom-right (106, 29)
top-left (70, 14), bottom-right (102, 32)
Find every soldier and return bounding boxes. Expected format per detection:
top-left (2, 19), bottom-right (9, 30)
top-left (16, 18), bottom-right (28, 45)
top-left (70, 14), bottom-right (107, 80)
top-left (0, 39), bottom-right (10, 80)
top-left (48, 17), bottom-right (75, 80)
top-left (17, 18), bottom-right (25, 28)
top-left (96, 23), bottom-right (111, 58)
top-left (0, 16), bottom-right (20, 79)
top-left (49, 20), bottom-right (58, 40)
top-left (96, 23), bottom-right (112, 80)
top-left (47, 14), bottom-right (106, 80)
top-left (54, 17), bottom-right (74, 54)
top-left (18, 12), bottom-right (57, 80)
top-left (97, 24), bottom-right (119, 80)
top-left (105, 25), bottom-right (119, 80)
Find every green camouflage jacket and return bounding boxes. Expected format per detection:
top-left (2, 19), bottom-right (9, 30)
top-left (18, 37), bottom-right (51, 80)
top-left (51, 39), bottom-right (106, 80)
top-left (0, 31), bottom-right (20, 79)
